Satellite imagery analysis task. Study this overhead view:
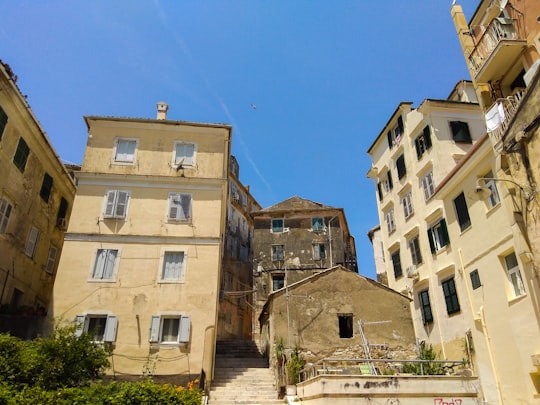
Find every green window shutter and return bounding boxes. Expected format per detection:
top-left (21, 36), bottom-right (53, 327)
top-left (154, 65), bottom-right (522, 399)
top-left (450, 121), bottom-right (472, 143)
top-left (397, 116), bottom-right (404, 135)
top-left (414, 138), bottom-right (422, 159)
top-left (387, 171), bottom-right (393, 189)
top-left (387, 131), bottom-right (393, 149)
top-left (424, 126), bottom-right (432, 149)
top-left (13, 137), bottom-right (30, 172)
top-left (396, 155), bottom-right (406, 179)
top-left (377, 183), bottom-right (383, 201)
top-left (427, 228), bottom-right (436, 253)
top-left (440, 218), bottom-right (450, 247)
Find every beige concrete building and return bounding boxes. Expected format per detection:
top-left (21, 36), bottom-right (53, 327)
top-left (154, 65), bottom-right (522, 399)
top-left (52, 103), bottom-right (230, 385)
top-left (259, 266), bottom-right (416, 360)
top-left (0, 60), bottom-right (76, 338)
top-left (218, 156), bottom-right (261, 340)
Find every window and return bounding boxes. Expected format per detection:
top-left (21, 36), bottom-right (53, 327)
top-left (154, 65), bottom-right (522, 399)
top-left (421, 171), bottom-right (435, 201)
top-left (418, 290), bottom-right (433, 324)
top-left (402, 192), bottom-right (413, 219)
top-left (272, 245), bottom-right (284, 261)
top-left (391, 250), bottom-right (402, 279)
top-left (312, 217), bottom-right (324, 231)
top-left (484, 171), bottom-right (500, 208)
top-left (272, 275), bottom-right (285, 291)
top-left (442, 277), bottom-right (460, 315)
top-left (168, 193), bottom-right (191, 222)
top-left (271, 219), bottom-right (284, 233)
top-left (470, 269), bottom-right (481, 290)
top-left (382, 171), bottom-right (393, 192)
top-left (427, 219), bottom-right (450, 253)
top-left (387, 116), bottom-right (404, 149)
top-left (385, 209), bottom-right (395, 234)
top-left (312, 243), bottom-right (326, 260)
top-left (149, 315), bottom-right (191, 344)
top-left (57, 197), bottom-right (69, 229)
top-left (161, 251), bottom-right (185, 282)
top-left (409, 235), bottom-right (422, 265)
top-left (377, 182), bottom-right (383, 201)
top-left (45, 246), bottom-right (58, 274)
top-left (504, 252), bottom-right (525, 297)
top-left (338, 314), bottom-right (353, 338)
top-left (40, 173), bottom-right (53, 202)
top-left (104, 190), bottom-right (130, 219)
top-left (454, 192), bottom-right (471, 231)
top-left (0, 198), bottom-right (13, 234)
top-left (450, 121), bottom-right (472, 143)
top-left (396, 155), bottom-right (406, 179)
top-left (415, 126), bottom-right (432, 159)
top-left (174, 142), bottom-right (196, 167)
top-left (25, 226), bottom-right (39, 258)
top-left (0, 105), bottom-right (8, 141)
top-left (13, 137), bottom-right (30, 173)
top-left (92, 249), bottom-right (119, 280)
top-left (74, 314), bottom-right (118, 343)
top-left (113, 138), bottom-right (137, 163)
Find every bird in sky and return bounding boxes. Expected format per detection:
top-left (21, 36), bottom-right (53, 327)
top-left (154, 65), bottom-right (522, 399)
top-left (250, 104), bottom-right (257, 109)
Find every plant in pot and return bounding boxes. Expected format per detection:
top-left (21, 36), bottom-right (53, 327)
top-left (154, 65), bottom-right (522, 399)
top-left (286, 347), bottom-right (304, 395)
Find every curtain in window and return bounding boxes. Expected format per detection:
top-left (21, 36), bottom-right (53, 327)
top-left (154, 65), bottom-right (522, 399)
top-left (176, 143), bottom-right (195, 165)
top-left (116, 140), bottom-right (136, 161)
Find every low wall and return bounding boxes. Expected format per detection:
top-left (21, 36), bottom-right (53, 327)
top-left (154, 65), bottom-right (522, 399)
top-left (297, 374), bottom-right (480, 405)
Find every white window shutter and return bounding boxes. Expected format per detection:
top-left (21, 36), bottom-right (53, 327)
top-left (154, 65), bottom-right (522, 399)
top-left (103, 315), bottom-right (118, 343)
top-left (313, 246), bottom-right (321, 260)
top-left (179, 315), bottom-right (191, 343)
top-left (180, 194), bottom-right (191, 221)
top-left (104, 191), bottom-right (117, 217)
top-left (149, 315), bottom-right (161, 343)
top-left (115, 191), bottom-right (129, 218)
top-left (168, 193), bottom-right (179, 219)
top-left (74, 315), bottom-right (86, 337)
top-left (25, 227), bottom-right (39, 257)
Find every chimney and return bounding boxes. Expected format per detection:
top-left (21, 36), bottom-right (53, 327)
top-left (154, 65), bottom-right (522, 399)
top-left (156, 102), bottom-right (169, 120)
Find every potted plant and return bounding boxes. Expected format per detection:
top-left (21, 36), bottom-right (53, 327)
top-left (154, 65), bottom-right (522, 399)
top-left (285, 347), bottom-right (304, 395)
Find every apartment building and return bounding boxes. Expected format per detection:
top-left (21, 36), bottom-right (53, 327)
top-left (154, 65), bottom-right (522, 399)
top-left (218, 156), bottom-right (261, 340)
top-left (452, 0), bottom-right (540, 266)
top-left (52, 103), bottom-right (230, 385)
top-left (0, 60), bottom-right (76, 338)
top-left (251, 196), bottom-right (357, 338)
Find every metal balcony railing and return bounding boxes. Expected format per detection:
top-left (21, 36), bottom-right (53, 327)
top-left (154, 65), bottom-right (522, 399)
top-left (467, 17), bottom-right (524, 77)
top-left (486, 87), bottom-right (526, 152)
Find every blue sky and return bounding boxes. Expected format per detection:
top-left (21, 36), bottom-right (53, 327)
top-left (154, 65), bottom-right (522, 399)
top-left (0, 1), bottom-right (478, 279)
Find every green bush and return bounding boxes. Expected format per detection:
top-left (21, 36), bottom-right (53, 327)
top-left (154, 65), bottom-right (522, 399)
top-left (0, 326), bottom-right (110, 390)
top-left (402, 343), bottom-right (445, 375)
top-left (0, 381), bottom-right (202, 405)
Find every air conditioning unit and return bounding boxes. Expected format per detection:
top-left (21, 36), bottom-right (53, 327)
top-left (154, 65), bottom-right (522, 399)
top-left (406, 265), bottom-right (419, 280)
top-left (57, 218), bottom-right (67, 230)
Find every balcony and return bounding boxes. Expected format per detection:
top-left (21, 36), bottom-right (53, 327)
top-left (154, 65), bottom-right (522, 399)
top-left (467, 17), bottom-right (526, 82)
top-left (486, 87), bottom-right (526, 152)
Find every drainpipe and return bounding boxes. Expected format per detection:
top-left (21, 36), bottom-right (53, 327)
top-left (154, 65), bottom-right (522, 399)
top-left (327, 216), bottom-right (337, 267)
top-left (458, 249), bottom-right (476, 374)
top-left (478, 306), bottom-right (504, 405)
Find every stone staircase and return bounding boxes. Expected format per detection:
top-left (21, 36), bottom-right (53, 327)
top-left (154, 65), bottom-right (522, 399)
top-left (208, 340), bottom-right (284, 405)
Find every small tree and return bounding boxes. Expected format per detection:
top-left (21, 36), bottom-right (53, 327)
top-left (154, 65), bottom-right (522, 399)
top-left (286, 347), bottom-right (304, 385)
top-left (0, 324), bottom-right (110, 390)
top-left (402, 343), bottom-right (444, 375)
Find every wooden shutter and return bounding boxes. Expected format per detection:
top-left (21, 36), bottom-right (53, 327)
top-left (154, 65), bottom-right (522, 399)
top-left (427, 228), bottom-right (436, 253)
top-left (396, 155), bottom-right (406, 179)
top-left (46, 246), bottom-right (58, 274)
top-left (414, 138), bottom-right (422, 160)
top-left (0, 106), bottom-right (7, 140)
top-left (397, 116), bottom-right (404, 135)
top-left (115, 191), bottom-right (129, 218)
top-left (377, 183), bottom-right (383, 201)
top-left (454, 193), bottom-right (471, 231)
top-left (149, 316), bottom-right (161, 343)
top-left (104, 191), bottom-right (117, 217)
top-left (25, 227), bottom-right (39, 257)
top-left (387, 171), bottom-right (393, 189)
top-left (180, 194), bottom-right (191, 221)
top-left (103, 315), bottom-right (118, 343)
top-left (179, 315), bottom-right (191, 343)
top-left (74, 315), bottom-right (86, 337)
top-left (440, 219), bottom-right (450, 247)
top-left (423, 126), bottom-right (432, 149)
top-left (387, 131), bottom-right (393, 149)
